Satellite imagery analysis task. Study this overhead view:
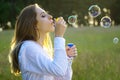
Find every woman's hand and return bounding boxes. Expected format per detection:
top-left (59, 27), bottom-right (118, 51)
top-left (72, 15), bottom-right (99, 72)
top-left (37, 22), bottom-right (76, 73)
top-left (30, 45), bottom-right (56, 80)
top-left (66, 45), bottom-right (77, 57)
top-left (54, 17), bottom-right (67, 37)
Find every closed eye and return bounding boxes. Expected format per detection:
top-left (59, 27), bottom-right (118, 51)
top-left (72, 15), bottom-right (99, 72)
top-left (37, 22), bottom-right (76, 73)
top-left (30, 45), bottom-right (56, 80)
top-left (41, 14), bottom-right (46, 17)
top-left (40, 11), bottom-right (50, 18)
top-left (40, 13), bottom-right (46, 18)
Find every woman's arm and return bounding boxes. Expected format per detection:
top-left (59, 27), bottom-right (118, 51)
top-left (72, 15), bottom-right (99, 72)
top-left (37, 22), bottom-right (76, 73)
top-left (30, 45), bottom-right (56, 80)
top-left (19, 37), bottom-right (68, 77)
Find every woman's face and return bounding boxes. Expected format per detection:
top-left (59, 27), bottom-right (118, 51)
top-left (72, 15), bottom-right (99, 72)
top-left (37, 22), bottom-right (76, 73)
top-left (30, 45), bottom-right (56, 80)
top-left (35, 5), bottom-right (55, 33)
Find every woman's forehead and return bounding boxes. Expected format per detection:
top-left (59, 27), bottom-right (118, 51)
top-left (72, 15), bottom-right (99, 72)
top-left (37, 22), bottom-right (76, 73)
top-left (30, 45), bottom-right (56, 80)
top-left (35, 5), bottom-right (46, 14)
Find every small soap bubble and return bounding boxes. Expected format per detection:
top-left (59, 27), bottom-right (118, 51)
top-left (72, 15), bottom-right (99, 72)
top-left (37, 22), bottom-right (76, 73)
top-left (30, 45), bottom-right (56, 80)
top-left (88, 5), bottom-right (101, 17)
top-left (100, 16), bottom-right (111, 28)
top-left (113, 37), bottom-right (119, 44)
top-left (68, 15), bottom-right (77, 24)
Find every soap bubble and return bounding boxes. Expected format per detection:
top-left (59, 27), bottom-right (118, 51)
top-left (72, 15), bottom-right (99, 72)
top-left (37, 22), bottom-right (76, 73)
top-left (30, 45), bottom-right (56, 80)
top-left (68, 15), bottom-right (77, 24)
top-left (88, 5), bottom-right (101, 17)
top-left (113, 37), bottom-right (119, 44)
top-left (100, 16), bottom-right (111, 28)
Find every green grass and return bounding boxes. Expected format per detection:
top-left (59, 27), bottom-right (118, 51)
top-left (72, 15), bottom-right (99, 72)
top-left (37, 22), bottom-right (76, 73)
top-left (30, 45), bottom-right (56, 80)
top-left (0, 30), bottom-right (22, 80)
top-left (0, 27), bottom-right (120, 80)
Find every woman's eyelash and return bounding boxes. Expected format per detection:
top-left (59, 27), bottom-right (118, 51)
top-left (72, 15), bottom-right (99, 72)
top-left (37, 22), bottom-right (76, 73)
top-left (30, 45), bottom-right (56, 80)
top-left (41, 14), bottom-right (46, 17)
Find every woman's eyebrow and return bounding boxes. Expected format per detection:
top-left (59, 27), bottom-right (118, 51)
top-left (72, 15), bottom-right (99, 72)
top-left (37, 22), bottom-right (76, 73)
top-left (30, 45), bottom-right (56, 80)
top-left (40, 12), bottom-right (46, 15)
top-left (40, 11), bottom-right (49, 15)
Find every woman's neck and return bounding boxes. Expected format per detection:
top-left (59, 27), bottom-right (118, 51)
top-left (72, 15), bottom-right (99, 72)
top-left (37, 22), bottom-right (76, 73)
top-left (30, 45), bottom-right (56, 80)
top-left (37, 33), bottom-right (46, 47)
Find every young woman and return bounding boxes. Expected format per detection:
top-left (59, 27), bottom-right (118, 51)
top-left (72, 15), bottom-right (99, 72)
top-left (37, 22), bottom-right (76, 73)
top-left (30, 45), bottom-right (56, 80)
top-left (9, 3), bottom-right (77, 80)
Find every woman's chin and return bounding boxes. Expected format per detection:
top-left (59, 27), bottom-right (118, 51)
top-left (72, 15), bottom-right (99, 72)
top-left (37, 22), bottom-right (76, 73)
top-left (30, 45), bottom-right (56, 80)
top-left (50, 26), bottom-right (55, 32)
top-left (51, 28), bottom-right (55, 32)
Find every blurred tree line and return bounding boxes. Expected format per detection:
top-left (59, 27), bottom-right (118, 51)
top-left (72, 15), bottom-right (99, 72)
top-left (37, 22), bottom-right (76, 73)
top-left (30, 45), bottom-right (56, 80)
top-left (0, 0), bottom-right (120, 29)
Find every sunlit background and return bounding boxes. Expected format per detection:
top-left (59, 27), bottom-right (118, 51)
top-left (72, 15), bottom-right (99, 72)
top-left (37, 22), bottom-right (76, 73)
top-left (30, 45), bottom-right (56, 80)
top-left (0, 0), bottom-right (120, 80)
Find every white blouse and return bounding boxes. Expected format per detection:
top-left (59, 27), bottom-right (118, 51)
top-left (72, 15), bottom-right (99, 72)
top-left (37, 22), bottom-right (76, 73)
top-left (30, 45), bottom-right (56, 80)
top-left (18, 37), bottom-right (73, 80)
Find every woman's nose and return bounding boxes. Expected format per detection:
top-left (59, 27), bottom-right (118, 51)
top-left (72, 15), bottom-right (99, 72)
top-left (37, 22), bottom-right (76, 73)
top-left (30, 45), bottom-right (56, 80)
top-left (48, 14), bottom-right (53, 20)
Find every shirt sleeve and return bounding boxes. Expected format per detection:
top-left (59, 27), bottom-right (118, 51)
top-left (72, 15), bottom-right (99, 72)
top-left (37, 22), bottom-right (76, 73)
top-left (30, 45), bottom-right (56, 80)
top-left (64, 57), bottom-right (73, 80)
top-left (19, 37), bottom-right (68, 77)
top-left (54, 55), bottom-right (73, 80)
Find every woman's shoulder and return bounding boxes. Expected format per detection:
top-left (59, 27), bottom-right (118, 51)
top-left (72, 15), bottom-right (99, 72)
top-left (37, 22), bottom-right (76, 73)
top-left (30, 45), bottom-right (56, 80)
top-left (19, 40), bottom-right (43, 56)
top-left (22, 40), bottom-right (42, 49)
top-left (23, 40), bottom-right (38, 46)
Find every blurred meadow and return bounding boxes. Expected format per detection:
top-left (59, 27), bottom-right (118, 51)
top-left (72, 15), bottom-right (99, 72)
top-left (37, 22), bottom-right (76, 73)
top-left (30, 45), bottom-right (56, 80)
top-left (0, 26), bottom-right (120, 80)
top-left (0, 0), bottom-right (120, 80)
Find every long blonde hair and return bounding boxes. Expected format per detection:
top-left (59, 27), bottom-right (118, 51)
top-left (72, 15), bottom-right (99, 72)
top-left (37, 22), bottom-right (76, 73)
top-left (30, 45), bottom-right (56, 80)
top-left (8, 4), bottom-right (53, 76)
